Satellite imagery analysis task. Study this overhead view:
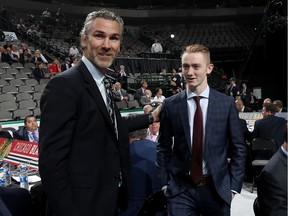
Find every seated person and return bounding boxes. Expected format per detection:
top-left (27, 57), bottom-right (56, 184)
top-left (153, 88), bottom-right (165, 106)
top-left (33, 62), bottom-right (49, 81)
top-left (15, 115), bottom-right (39, 142)
top-left (235, 99), bottom-right (252, 112)
top-left (48, 58), bottom-right (61, 77)
top-left (252, 103), bottom-right (286, 149)
top-left (140, 89), bottom-right (153, 107)
top-left (112, 82), bottom-right (129, 102)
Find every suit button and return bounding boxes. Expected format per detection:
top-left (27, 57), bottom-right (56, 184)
top-left (114, 151), bottom-right (120, 157)
top-left (115, 175), bottom-right (121, 181)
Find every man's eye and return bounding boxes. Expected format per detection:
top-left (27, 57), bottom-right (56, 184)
top-left (110, 36), bottom-right (120, 41)
top-left (95, 34), bottom-right (104, 39)
top-left (182, 65), bottom-right (188, 70)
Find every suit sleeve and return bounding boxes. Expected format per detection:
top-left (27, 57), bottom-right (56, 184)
top-left (257, 166), bottom-right (286, 216)
top-left (156, 100), bottom-right (174, 187)
top-left (38, 76), bottom-right (81, 216)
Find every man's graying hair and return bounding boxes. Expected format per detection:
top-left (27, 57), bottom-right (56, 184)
top-left (80, 9), bottom-right (124, 37)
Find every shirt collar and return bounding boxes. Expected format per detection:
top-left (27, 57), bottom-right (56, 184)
top-left (82, 56), bottom-right (105, 85)
top-left (186, 85), bottom-right (210, 100)
top-left (28, 129), bottom-right (38, 134)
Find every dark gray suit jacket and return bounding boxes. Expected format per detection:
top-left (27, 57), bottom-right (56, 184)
top-left (257, 147), bottom-right (287, 216)
top-left (156, 88), bottom-right (246, 204)
top-left (39, 60), bottom-right (150, 216)
top-left (252, 115), bottom-right (286, 148)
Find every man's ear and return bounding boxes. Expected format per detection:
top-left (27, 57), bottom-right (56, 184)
top-left (80, 35), bottom-right (87, 49)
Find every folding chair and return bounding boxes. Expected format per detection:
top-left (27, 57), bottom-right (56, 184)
top-left (127, 100), bottom-right (141, 109)
top-left (250, 138), bottom-right (278, 193)
top-left (115, 101), bottom-right (128, 110)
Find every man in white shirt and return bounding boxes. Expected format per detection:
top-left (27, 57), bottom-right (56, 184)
top-left (146, 122), bottom-right (160, 142)
top-left (151, 38), bottom-right (163, 53)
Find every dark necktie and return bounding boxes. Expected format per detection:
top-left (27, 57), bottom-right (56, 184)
top-left (31, 131), bottom-right (38, 142)
top-left (103, 76), bottom-right (117, 135)
top-left (191, 96), bottom-right (203, 184)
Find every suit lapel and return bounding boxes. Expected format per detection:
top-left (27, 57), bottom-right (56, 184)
top-left (177, 91), bottom-right (192, 152)
top-left (204, 89), bottom-right (217, 156)
top-left (77, 61), bottom-right (116, 133)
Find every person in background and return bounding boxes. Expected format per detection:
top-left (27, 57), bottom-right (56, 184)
top-left (226, 77), bottom-right (240, 98)
top-left (119, 128), bottom-right (162, 216)
top-left (143, 104), bottom-right (153, 114)
top-left (61, 57), bottom-right (71, 72)
top-left (240, 82), bottom-right (250, 107)
top-left (257, 125), bottom-right (287, 216)
top-left (33, 61), bottom-right (48, 81)
top-left (140, 89), bottom-right (153, 107)
top-left (249, 91), bottom-right (258, 111)
top-left (15, 115), bottom-right (39, 142)
top-left (38, 9), bottom-right (161, 216)
top-left (134, 81), bottom-right (148, 102)
top-left (169, 67), bottom-right (182, 95)
top-left (19, 48), bottom-right (33, 65)
top-left (146, 121), bottom-right (160, 143)
top-left (2, 47), bottom-right (19, 64)
top-left (235, 99), bottom-right (252, 112)
top-left (71, 55), bottom-right (78, 67)
top-left (156, 44), bottom-right (246, 215)
top-left (116, 64), bottom-right (129, 90)
top-left (273, 99), bottom-right (287, 112)
top-left (69, 43), bottom-right (80, 57)
top-left (153, 87), bottom-right (165, 106)
top-left (33, 49), bottom-right (48, 65)
top-left (252, 103), bottom-right (286, 149)
top-left (151, 38), bottom-right (163, 53)
top-left (262, 97), bottom-right (272, 106)
top-left (113, 81), bottom-right (129, 102)
top-left (48, 58), bottom-right (62, 77)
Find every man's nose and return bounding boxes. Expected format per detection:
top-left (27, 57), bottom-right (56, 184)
top-left (102, 38), bottom-right (110, 48)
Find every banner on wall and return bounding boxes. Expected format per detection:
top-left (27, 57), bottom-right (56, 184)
top-left (3, 31), bottom-right (18, 41)
top-left (0, 138), bottom-right (38, 169)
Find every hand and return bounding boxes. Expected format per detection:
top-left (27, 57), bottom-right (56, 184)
top-left (151, 104), bottom-right (162, 122)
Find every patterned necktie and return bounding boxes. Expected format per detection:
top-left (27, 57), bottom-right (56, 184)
top-left (190, 96), bottom-right (203, 184)
top-left (31, 131), bottom-right (38, 142)
top-left (103, 76), bottom-right (117, 135)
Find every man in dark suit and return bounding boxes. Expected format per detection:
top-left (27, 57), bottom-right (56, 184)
top-left (113, 81), bottom-right (129, 102)
top-left (257, 127), bottom-right (287, 216)
top-left (226, 77), bottom-right (240, 98)
top-left (134, 81), bottom-right (148, 102)
top-left (252, 103), bottom-right (286, 148)
top-left (273, 99), bottom-right (288, 112)
top-left (156, 44), bottom-right (246, 215)
top-left (14, 115), bottom-right (39, 142)
top-left (60, 57), bottom-right (72, 72)
top-left (119, 128), bottom-right (163, 216)
top-left (32, 61), bottom-right (48, 82)
top-left (39, 10), bottom-right (161, 216)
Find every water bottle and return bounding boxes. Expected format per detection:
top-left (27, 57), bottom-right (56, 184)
top-left (3, 162), bottom-right (11, 186)
top-left (19, 164), bottom-right (29, 190)
top-left (0, 167), bottom-right (6, 187)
